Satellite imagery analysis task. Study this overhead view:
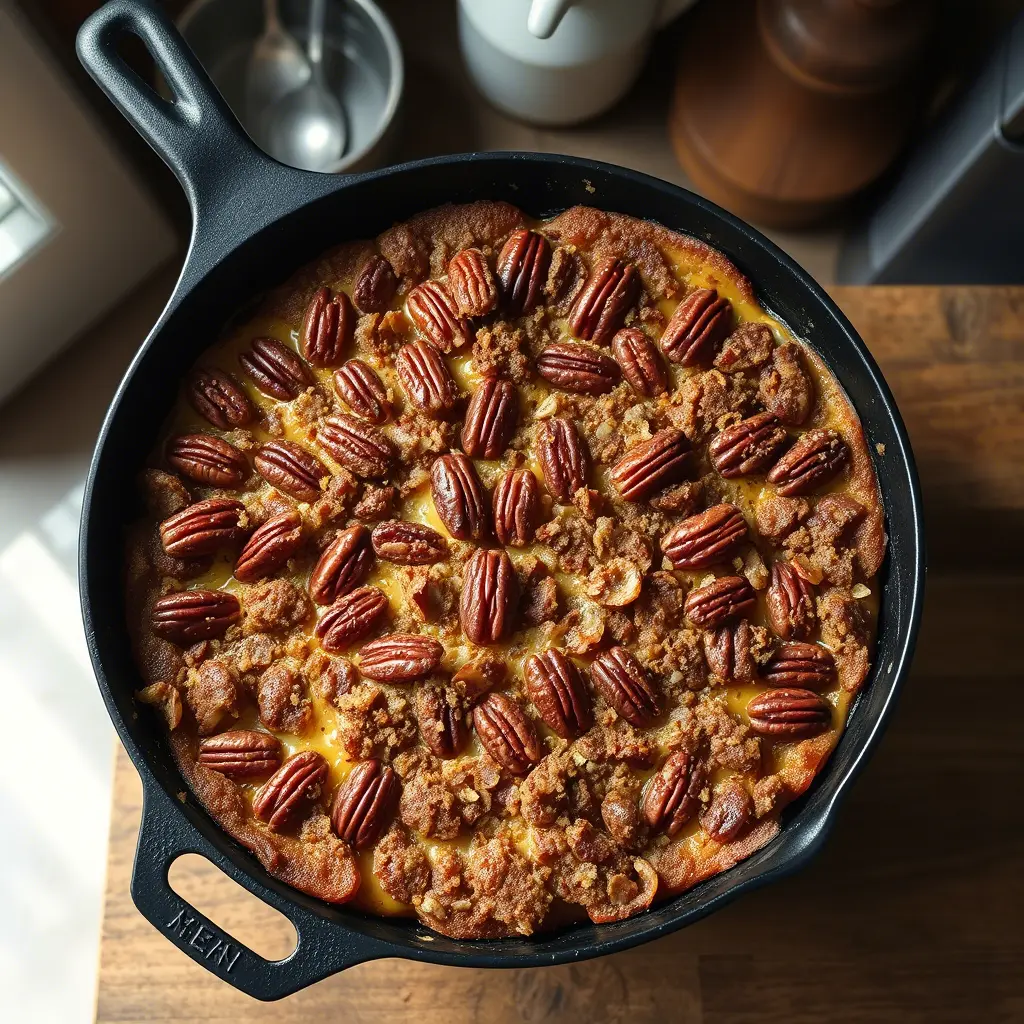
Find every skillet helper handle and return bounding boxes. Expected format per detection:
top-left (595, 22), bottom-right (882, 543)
top-left (132, 781), bottom-right (389, 1000)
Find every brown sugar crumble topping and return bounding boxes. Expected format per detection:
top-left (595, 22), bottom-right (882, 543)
top-left (125, 202), bottom-right (885, 939)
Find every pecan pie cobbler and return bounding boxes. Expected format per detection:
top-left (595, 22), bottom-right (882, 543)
top-left (127, 202), bottom-right (885, 938)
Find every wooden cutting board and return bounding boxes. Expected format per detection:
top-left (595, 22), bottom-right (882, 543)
top-left (94, 285), bottom-right (1024, 1022)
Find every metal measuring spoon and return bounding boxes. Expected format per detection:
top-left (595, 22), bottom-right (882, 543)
top-left (261, 0), bottom-right (347, 171)
top-left (244, 0), bottom-right (311, 141)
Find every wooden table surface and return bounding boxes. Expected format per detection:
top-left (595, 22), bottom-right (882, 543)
top-left (94, 284), bottom-right (1024, 1023)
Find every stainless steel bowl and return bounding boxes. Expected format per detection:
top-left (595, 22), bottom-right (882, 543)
top-left (177, 0), bottom-right (402, 173)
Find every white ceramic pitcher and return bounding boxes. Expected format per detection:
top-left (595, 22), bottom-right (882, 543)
top-left (458, 0), bottom-right (698, 126)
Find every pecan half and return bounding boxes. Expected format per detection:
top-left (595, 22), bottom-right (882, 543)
top-left (765, 561), bottom-right (817, 640)
top-left (430, 453), bottom-right (489, 541)
top-left (659, 288), bottom-right (732, 365)
top-left (354, 254), bottom-right (398, 313)
top-left (159, 497), bottom-right (247, 557)
top-left (167, 434), bottom-right (248, 489)
top-left (704, 621), bottom-right (758, 683)
top-left (198, 730), bottom-right (281, 778)
top-left (760, 343), bottom-right (815, 425)
top-left (309, 524), bottom-right (374, 604)
top-left (301, 286), bottom-right (354, 367)
top-left (492, 469), bottom-right (540, 546)
top-left (358, 633), bottom-right (444, 682)
top-left (330, 759), bottom-right (399, 850)
top-left (642, 750), bottom-right (705, 837)
top-left (448, 247), bottom-right (498, 317)
top-left (319, 415), bottom-right (394, 479)
top-left (239, 337), bottom-right (312, 399)
top-left (407, 279), bottom-right (471, 353)
top-left (371, 520), bottom-right (447, 565)
top-left (396, 340), bottom-right (458, 416)
top-left (234, 509), bottom-right (304, 583)
top-left (611, 328), bottom-right (669, 397)
top-left (415, 685), bottom-right (466, 759)
top-left (536, 341), bottom-right (621, 395)
top-left (460, 548), bottom-right (518, 645)
top-left (333, 359), bottom-right (392, 424)
top-left (524, 648), bottom-right (592, 738)
top-left (254, 440), bottom-right (327, 502)
top-left (746, 687), bottom-right (833, 738)
top-left (590, 647), bottom-right (660, 726)
top-left (709, 412), bottom-right (790, 479)
top-left (684, 575), bottom-right (756, 628)
top-left (315, 585), bottom-right (389, 652)
top-left (569, 256), bottom-right (640, 345)
top-left (762, 643), bottom-right (836, 690)
top-left (461, 376), bottom-right (517, 458)
top-left (472, 692), bottom-right (543, 774)
top-left (660, 503), bottom-right (748, 569)
top-left (536, 417), bottom-right (587, 503)
top-left (701, 780), bottom-right (753, 842)
top-left (496, 228), bottom-right (551, 316)
top-left (253, 750), bottom-right (328, 830)
top-left (766, 429), bottom-right (849, 496)
top-left (714, 321), bottom-right (775, 373)
top-left (186, 368), bottom-right (255, 429)
top-left (151, 589), bottom-right (240, 645)
top-left (609, 429), bottom-right (691, 502)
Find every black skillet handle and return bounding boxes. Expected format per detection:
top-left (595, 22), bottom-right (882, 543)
top-left (132, 777), bottom-right (392, 1000)
top-left (76, 0), bottom-right (341, 290)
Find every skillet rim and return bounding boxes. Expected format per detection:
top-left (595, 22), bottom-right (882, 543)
top-left (79, 149), bottom-right (925, 987)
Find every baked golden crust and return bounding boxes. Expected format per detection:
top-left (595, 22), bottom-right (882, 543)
top-left (126, 201), bottom-right (884, 938)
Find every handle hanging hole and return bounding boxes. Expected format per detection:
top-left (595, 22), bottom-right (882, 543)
top-left (167, 852), bottom-right (298, 961)
top-left (113, 30), bottom-right (175, 106)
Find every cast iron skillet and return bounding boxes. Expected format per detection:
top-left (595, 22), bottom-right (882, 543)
top-left (77, 0), bottom-right (925, 1001)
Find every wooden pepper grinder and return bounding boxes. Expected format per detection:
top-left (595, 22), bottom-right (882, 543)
top-left (669, 0), bottom-right (934, 227)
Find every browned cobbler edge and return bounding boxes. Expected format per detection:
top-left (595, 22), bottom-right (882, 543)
top-left (125, 201), bottom-right (884, 939)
